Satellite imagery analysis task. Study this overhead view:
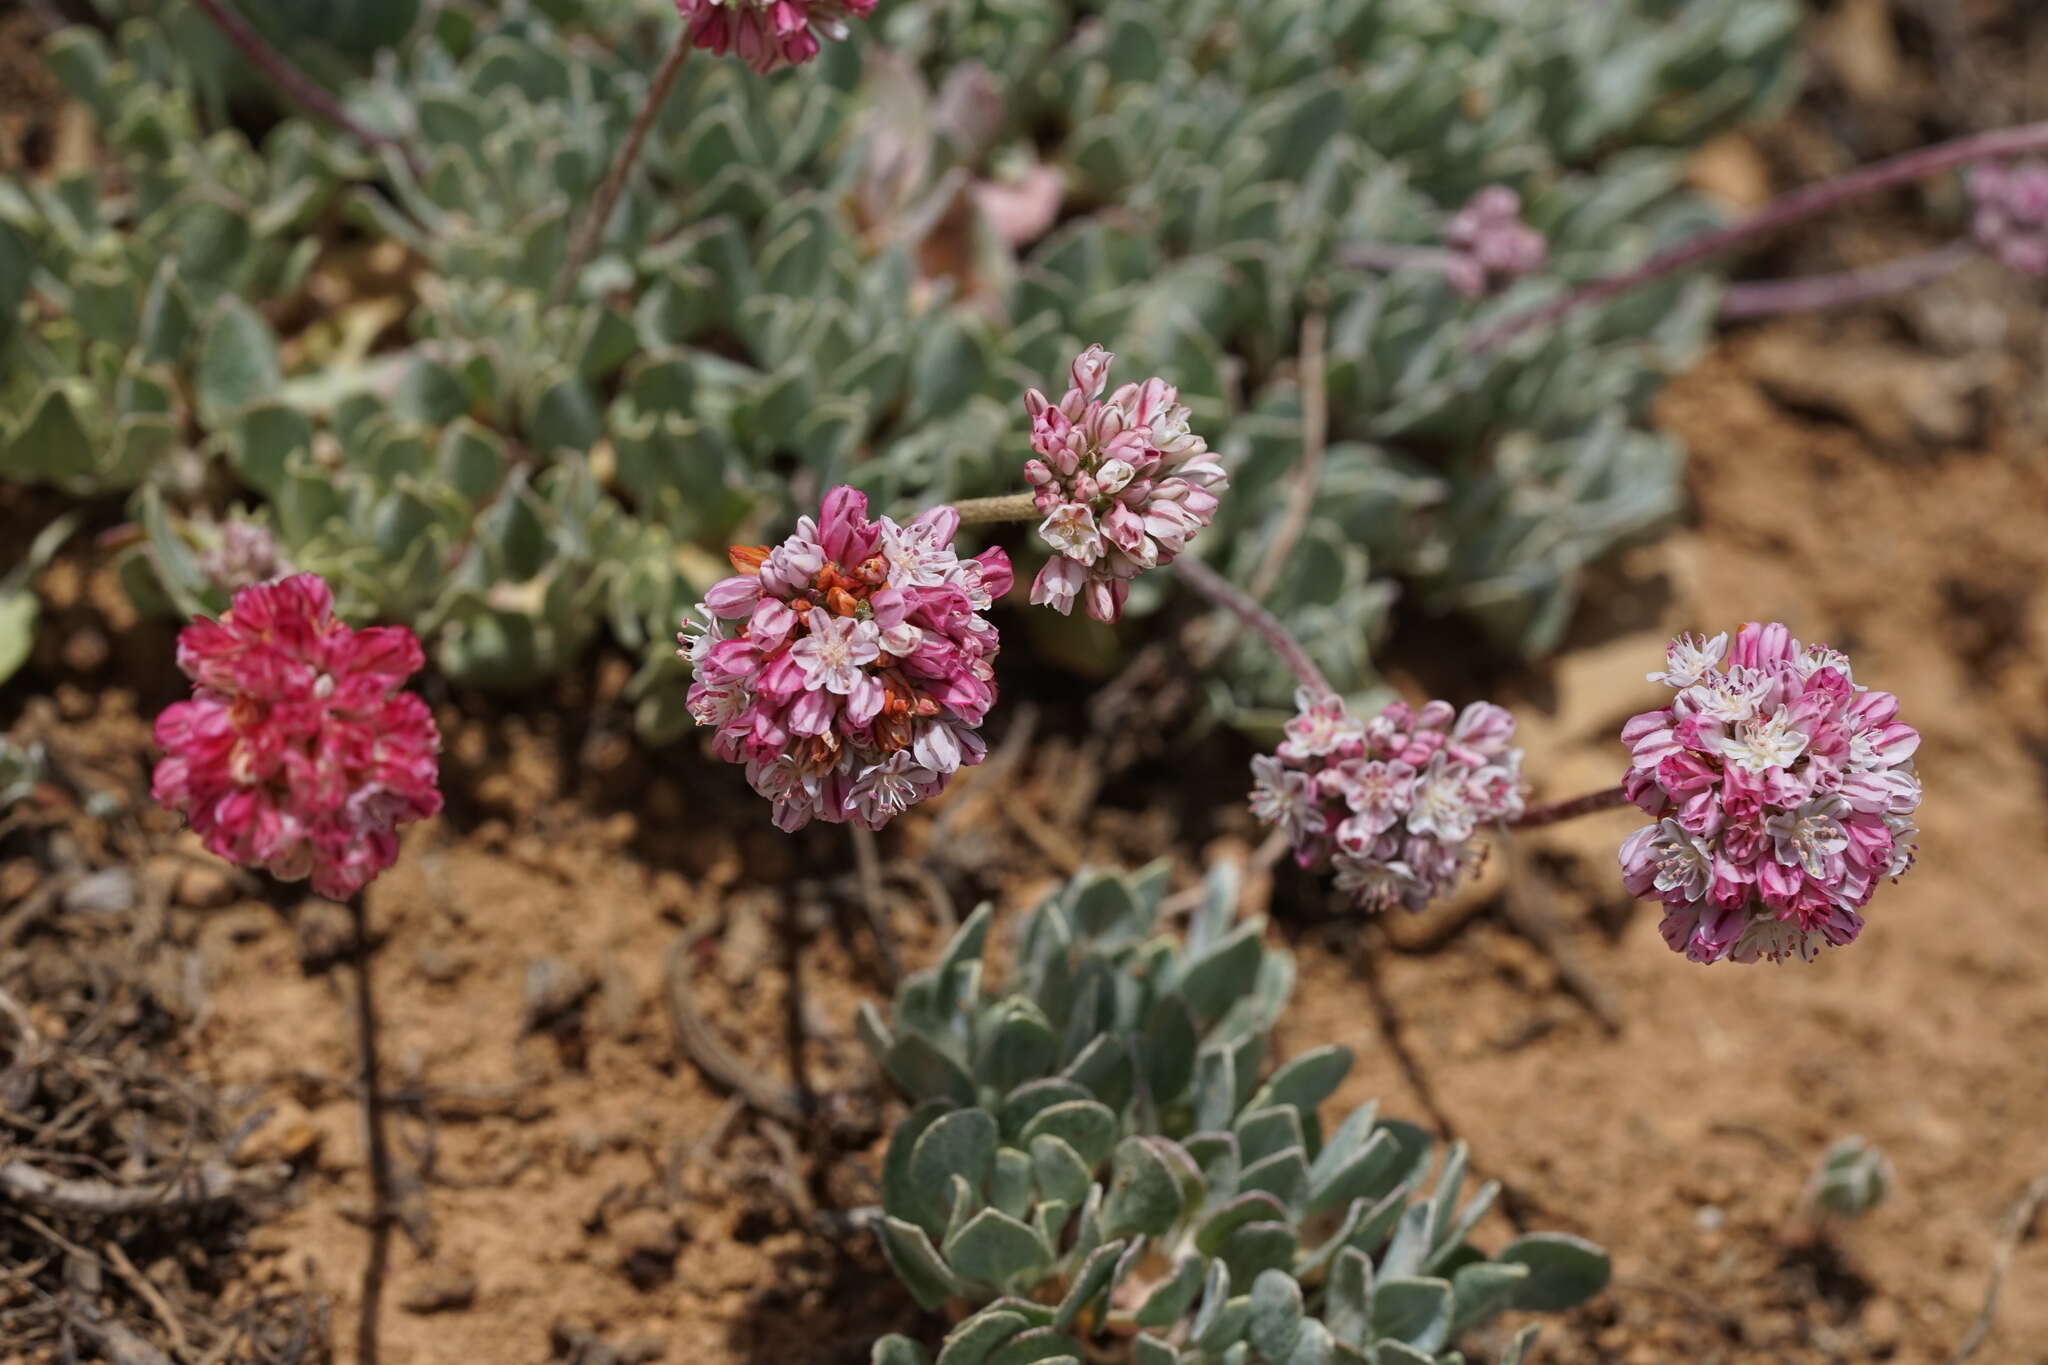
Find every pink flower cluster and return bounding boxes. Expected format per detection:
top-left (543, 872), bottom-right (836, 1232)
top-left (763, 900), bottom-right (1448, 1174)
top-left (197, 516), bottom-right (293, 594)
top-left (1968, 159), bottom-right (2048, 277)
top-left (1443, 186), bottom-right (1548, 298)
top-left (675, 0), bottom-right (875, 74)
top-left (680, 488), bottom-right (1012, 832)
top-left (152, 574), bottom-right (442, 901)
top-left (1022, 346), bottom-right (1227, 623)
top-left (1620, 623), bottom-right (1921, 965)
top-left (1250, 689), bottom-right (1525, 913)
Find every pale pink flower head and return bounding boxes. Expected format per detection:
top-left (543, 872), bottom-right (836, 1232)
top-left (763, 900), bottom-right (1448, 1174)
top-left (1969, 159), bottom-right (2048, 278)
top-left (197, 516), bottom-right (294, 595)
top-left (1249, 688), bottom-right (1524, 913)
top-left (1443, 186), bottom-right (1548, 298)
top-left (1619, 622), bottom-right (1922, 965)
top-left (1021, 346), bottom-right (1227, 623)
top-left (151, 573), bottom-right (442, 901)
top-left (678, 489), bottom-right (1013, 832)
top-left (675, 0), bottom-right (876, 74)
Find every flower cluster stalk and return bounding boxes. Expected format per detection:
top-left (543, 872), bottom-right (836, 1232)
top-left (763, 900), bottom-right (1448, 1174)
top-left (1171, 554), bottom-right (1334, 700)
top-left (1470, 117), bottom-right (2048, 352)
top-left (553, 35), bottom-right (694, 306)
top-left (188, 0), bottom-right (421, 179)
top-left (1718, 242), bottom-right (1975, 321)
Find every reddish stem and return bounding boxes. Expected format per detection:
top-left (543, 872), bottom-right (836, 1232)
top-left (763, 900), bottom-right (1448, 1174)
top-left (348, 895), bottom-right (394, 1365)
top-left (1469, 118), bottom-right (2048, 353)
top-left (552, 32), bottom-right (694, 305)
top-left (1509, 785), bottom-right (1630, 829)
top-left (188, 0), bottom-right (419, 178)
top-left (1719, 241), bottom-right (1976, 320)
top-left (1172, 555), bottom-right (1335, 700)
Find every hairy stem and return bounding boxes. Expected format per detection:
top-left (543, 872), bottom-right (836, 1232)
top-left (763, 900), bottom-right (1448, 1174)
top-left (951, 492), bottom-right (1041, 526)
top-left (1338, 241), bottom-right (1465, 276)
top-left (348, 895), bottom-right (394, 1365)
top-left (1718, 241), bottom-right (1976, 320)
top-left (188, 0), bottom-right (418, 177)
top-left (1470, 117), bottom-right (2048, 352)
top-left (552, 34), bottom-right (694, 306)
top-left (1508, 785), bottom-right (1630, 829)
top-left (1172, 555), bottom-right (1334, 700)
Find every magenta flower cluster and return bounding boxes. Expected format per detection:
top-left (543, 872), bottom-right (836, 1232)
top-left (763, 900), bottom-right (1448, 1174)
top-left (680, 489), bottom-right (1013, 832)
top-left (151, 574), bottom-right (443, 901)
top-left (1443, 186), bottom-right (1548, 298)
top-left (1968, 159), bottom-right (2048, 277)
top-left (1620, 623), bottom-right (1922, 965)
top-left (674, 0), bottom-right (875, 74)
top-left (1023, 346), bottom-right (1228, 623)
top-left (1250, 689), bottom-right (1525, 913)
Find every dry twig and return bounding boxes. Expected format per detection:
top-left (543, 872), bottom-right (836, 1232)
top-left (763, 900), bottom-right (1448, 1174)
top-left (1494, 847), bottom-right (1624, 1035)
top-left (0, 1158), bottom-right (287, 1217)
top-left (1951, 1172), bottom-right (2048, 1363)
top-left (661, 924), bottom-right (807, 1124)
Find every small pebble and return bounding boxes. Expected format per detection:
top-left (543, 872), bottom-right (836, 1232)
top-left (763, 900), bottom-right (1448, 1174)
top-left (400, 1264), bottom-right (478, 1314)
top-left (175, 862), bottom-right (235, 908)
top-left (62, 866), bottom-right (137, 915)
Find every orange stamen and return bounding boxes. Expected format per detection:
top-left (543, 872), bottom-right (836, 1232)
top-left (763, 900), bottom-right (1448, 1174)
top-left (728, 545), bottom-right (769, 574)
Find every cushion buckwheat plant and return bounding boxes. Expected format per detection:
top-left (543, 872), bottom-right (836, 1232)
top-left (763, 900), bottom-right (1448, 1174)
top-left (863, 863), bottom-right (1607, 1365)
top-left (1250, 691), bottom-right (1525, 913)
top-left (680, 488), bottom-right (1012, 832)
top-left (151, 573), bottom-right (442, 901)
top-left (1023, 346), bottom-right (1228, 624)
top-left (1620, 622), bottom-right (1922, 964)
top-left (674, 0), bottom-right (877, 73)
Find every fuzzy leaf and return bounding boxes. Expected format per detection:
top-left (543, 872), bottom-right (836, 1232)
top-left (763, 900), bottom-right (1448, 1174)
top-left (1220, 1221), bottom-right (1298, 1286)
top-left (946, 1208), bottom-right (1050, 1291)
top-left (872, 1336), bottom-right (932, 1365)
top-left (880, 1216), bottom-right (966, 1311)
top-left (983, 1328), bottom-right (1082, 1365)
top-left (1133, 1337), bottom-right (1176, 1365)
top-left (1499, 1232), bottom-right (1612, 1311)
top-left (1052, 1238), bottom-right (1126, 1331)
top-left (1327, 1247), bottom-right (1375, 1348)
top-left (1135, 1254), bottom-right (1207, 1329)
top-left (1252, 1045), bottom-right (1353, 1117)
top-left (937, 1310), bottom-right (1030, 1365)
top-left (1180, 921), bottom-right (1266, 1025)
top-left (1196, 1191), bottom-right (1289, 1257)
top-left (197, 299), bottom-right (283, 424)
top-left (909, 1108), bottom-right (998, 1231)
top-left (1000, 1079), bottom-right (1094, 1140)
top-left (1369, 1277), bottom-right (1452, 1353)
top-left (1449, 1260), bottom-right (1531, 1335)
top-left (1246, 1269), bottom-right (1303, 1361)
top-left (1018, 1100), bottom-right (1117, 1171)
top-left (1102, 1137), bottom-right (1185, 1239)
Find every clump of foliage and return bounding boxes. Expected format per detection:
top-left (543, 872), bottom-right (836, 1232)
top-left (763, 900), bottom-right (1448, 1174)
top-left (3, 0), bottom-right (1799, 733)
top-left (859, 864), bottom-right (1610, 1362)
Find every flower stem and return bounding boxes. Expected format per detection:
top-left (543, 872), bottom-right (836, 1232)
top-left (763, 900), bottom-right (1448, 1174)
top-left (348, 894), bottom-right (394, 1365)
top-left (1469, 117), bottom-right (2048, 353)
top-left (188, 0), bottom-right (420, 179)
top-left (552, 32), bottom-right (694, 307)
top-left (951, 492), bottom-right (1041, 526)
top-left (1171, 555), bottom-right (1334, 700)
top-left (1718, 240), bottom-right (1976, 320)
top-left (1338, 241), bottom-right (1465, 276)
top-left (1508, 785), bottom-right (1630, 829)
